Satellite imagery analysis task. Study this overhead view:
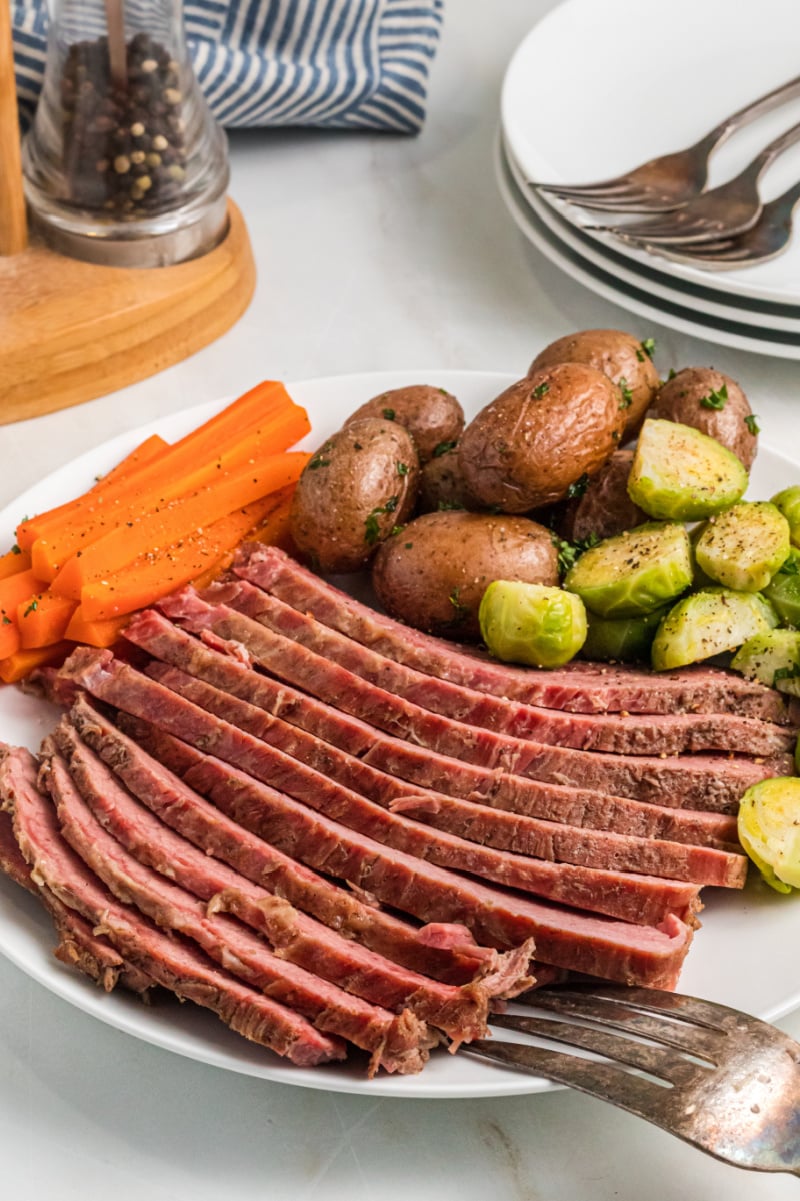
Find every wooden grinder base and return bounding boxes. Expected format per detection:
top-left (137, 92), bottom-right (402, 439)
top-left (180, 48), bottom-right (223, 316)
top-left (0, 199), bottom-right (256, 424)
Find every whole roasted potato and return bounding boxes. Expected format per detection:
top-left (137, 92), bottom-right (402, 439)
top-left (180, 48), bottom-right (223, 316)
top-left (371, 510), bottom-right (559, 639)
top-left (648, 367), bottom-right (757, 469)
top-left (417, 445), bottom-right (481, 513)
top-left (343, 385), bottom-right (464, 464)
top-left (290, 418), bottom-right (419, 574)
top-left (458, 364), bottom-right (625, 513)
top-left (529, 329), bottom-right (659, 440)
top-left (559, 449), bottom-right (647, 542)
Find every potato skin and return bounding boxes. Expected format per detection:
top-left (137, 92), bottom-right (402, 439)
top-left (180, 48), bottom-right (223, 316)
top-left (371, 510), bottom-right (559, 639)
top-left (559, 449), bottom-right (647, 542)
top-left (458, 365), bottom-right (625, 513)
top-left (417, 446), bottom-right (481, 514)
top-left (343, 385), bottom-right (464, 465)
top-left (648, 367), bottom-right (757, 469)
top-left (529, 329), bottom-right (659, 440)
top-left (290, 418), bottom-right (419, 574)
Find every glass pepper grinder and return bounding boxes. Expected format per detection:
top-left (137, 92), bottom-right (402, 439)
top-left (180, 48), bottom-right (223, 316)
top-left (22, 0), bottom-right (230, 267)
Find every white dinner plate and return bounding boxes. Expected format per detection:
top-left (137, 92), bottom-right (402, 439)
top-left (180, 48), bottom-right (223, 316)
top-left (495, 135), bottom-right (800, 360)
top-left (501, 0), bottom-right (800, 307)
top-left (1, 373), bottom-right (799, 1099)
top-left (503, 136), bottom-right (800, 336)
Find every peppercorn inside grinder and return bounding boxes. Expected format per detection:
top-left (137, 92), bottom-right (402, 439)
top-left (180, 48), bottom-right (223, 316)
top-left (22, 0), bottom-right (229, 267)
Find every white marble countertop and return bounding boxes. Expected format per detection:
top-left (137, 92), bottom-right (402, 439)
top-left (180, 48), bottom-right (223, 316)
top-left (1, 3), bottom-right (799, 1197)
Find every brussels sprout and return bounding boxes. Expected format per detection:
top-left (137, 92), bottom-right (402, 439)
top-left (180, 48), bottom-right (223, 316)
top-left (694, 501), bottom-right (791, 593)
top-left (651, 588), bottom-right (777, 671)
top-left (764, 546), bottom-right (800, 627)
top-left (628, 419), bottom-right (749, 521)
top-left (563, 522), bottom-right (692, 619)
top-left (731, 629), bottom-right (800, 692)
top-left (771, 486), bottom-right (800, 547)
top-left (479, 580), bottom-right (587, 668)
top-left (737, 777), bottom-right (800, 894)
top-left (581, 605), bottom-right (671, 663)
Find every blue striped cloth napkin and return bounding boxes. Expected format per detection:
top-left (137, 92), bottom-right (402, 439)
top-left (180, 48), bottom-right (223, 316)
top-left (12, 0), bottom-right (444, 133)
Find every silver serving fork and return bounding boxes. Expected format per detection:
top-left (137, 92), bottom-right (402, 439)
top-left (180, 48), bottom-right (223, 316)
top-left (588, 121), bottom-right (800, 244)
top-left (464, 984), bottom-right (800, 1176)
top-left (534, 73), bottom-right (800, 212)
top-left (642, 179), bottom-right (800, 270)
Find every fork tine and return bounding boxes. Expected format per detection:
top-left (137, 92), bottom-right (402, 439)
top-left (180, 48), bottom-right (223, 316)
top-left (511, 992), bottom-right (725, 1060)
top-left (490, 1013), bottom-right (707, 1084)
top-left (536, 178), bottom-right (639, 198)
top-left (465, 1038), bottom-right (668, 1117)
top-left (530, 984), bottom-right (739, 1030)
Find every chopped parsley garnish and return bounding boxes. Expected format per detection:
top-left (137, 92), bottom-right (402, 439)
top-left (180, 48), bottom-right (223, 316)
top-left (699, 384), bottom-right (728, 410)
top-left (23, 599), bottom-right (38, 617)
top-left (566, 473), bottom-right (590, 499)
top-left (396, 461), bottom-right (409, 476)
top-left (448, 587), bottom-right (470, 621)
top-left (437, 500), bottom-right (465, 511)
top-left (382, 408), bottom-right (396, 421)
top-left (364, 496), bottom-right (400, 544)
top-left (618, 377), bottom-right (633, 409)
top-left (10, 544), bottom-right (20, 556)
top-left (432, 440), bottom-right (457, 458)
top-left (552, 532), bottom-right (600, 576)
top-left (532, 382), bottom-right (550, 399)
top-left (744, 414), bottom-right (760, 435)
top-left (639, 337), bottom-right (656, 360)
top-left (1, 616), bottom-right (10, 626)
top-left (308, 441), bottom-right (334, 469)
top-left (780, 557), bottom-right (799, 576)
top-left (773, 662), bottom-right (800, 688)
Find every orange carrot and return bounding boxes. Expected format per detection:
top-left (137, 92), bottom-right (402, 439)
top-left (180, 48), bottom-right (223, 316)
top-left (18, 382), bottom-right (304, 552)
top-left (16, 591), bottom-right (77, 649)
top-left (79, 491), bottom-right (295, 622)
top-left (64, 608), bottom-right (130, 648)
top-left (51, 453), bottom-right (309, 601)
top-left (0, 545), bottom-right (32, 581)
top-left (29, 397), bottom-right (310, 582)
top-left (188, 488), bottom-right (296, 590)
top-left (0, 642), bottom-right (71, 685)
top-left (99, 433), bottom-right (168, 487)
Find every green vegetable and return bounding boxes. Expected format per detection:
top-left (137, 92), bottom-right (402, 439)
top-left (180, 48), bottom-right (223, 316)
top-left (479, 580), bottom-right (587, 668)
top-left (731, 629), bottom-right (800, 691)
top-left (737, 777), bottom-right (800, 894)
top-left (628, 419), bottom-right (749, 521)
top-left (694, 502), bottom-right (790, 593)
top-left (698, 383), bottom-right (728, 410)
top-left (651, 588), bottom-right (777, 671)
top-left (771, 485), bottom-right (800, 547)
top-left (581, 605), bottom-right (670, 663)
top-left (564, 522), bottom-right (692, 619)
top-left (764, 546), bottom-right (800, 626)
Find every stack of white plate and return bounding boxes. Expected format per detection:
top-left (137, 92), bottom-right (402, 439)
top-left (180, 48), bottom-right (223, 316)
top-left (497, 0), bottom-right (800, 359)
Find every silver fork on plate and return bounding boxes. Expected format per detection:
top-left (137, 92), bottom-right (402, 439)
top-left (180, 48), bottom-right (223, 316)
top-left (534, 73), bottom-right (800, 212)
top-left (464, 984), bottom-right (800, 1176)
top-left (641, 179), bottom-right (800, 270)
top-left (586, 120), bottom-right (800, 245)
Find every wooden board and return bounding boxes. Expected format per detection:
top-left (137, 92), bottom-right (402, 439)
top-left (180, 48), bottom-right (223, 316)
top-left (0, 199), bottom-right (256, 423)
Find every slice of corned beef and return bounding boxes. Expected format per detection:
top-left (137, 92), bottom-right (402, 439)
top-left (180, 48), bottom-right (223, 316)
top-left (5, 743), bottom-right (345, 1066)
top-left (122, 609), bottom-right (739, 849)
top-left (212, 579), bottom-right (794, 758)
top-left (56, 651), bottom-right (703, 928)
top-left (234, 545), bottom-right (798, 724)
top-left (144, 658), bottom-right (745, 889)
top-left (54, 719), bottom-right (519, 1044)
top-left (157, 592), bottom-right (788, 812)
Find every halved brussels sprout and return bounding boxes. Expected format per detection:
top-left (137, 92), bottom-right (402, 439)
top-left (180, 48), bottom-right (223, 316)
top-left (581, 605), bottom-right (670, 663)
top-left (731, 629), bottom-right (800, 692)
top-left (628, 419), bottom-right (749, 521)
top-left (763, 546), bottom-right (800, 626)
top-left (479, 580), bottom-right (587, 668)
top-left (738, 777), bottom-right (800, 894)
top-left (694, 501), bottom-right (790, 593)
top-left (563, 522), bottom-right (692, 619)
top-left (771, 486), bottom-right (800, 547)
top-left (651, 587), bottom-right (778, 671)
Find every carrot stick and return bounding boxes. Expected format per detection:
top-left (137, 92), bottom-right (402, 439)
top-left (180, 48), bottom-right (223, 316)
top-left (187, 488), bottom-right (297, 590)
top-left (0, 642), bottom-right (71, 685)
top-left (64, 608), bottom-right (130, 648)
top-left (0, 545), bottom-right (31, 581)
top-left (18, 382), bottom-right (304, 552)
top-left (53, 452), bottom-right (308, 601)
top-left (29, 398), bottom-right (310, 581)
top-left (99, 433), bottom-right (168, 487)
top-left (78, 490), bottom-right (295, 622)
top-left (16, 591), bottom-right (77, 649)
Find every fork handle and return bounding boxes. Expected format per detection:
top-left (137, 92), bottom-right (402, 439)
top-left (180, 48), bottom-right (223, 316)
top-left (702, 73), bottom-right (800, 152)
top-left (740, 119), bottom-right (800, 184)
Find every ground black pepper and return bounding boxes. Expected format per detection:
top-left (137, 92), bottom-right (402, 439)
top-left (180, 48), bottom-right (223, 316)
top-left (60, 32), bottom-right (187, 216)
